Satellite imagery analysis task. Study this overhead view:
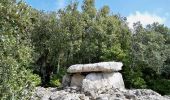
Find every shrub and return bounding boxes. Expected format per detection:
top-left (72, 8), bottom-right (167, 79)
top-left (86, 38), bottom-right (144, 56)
top-left (123, 65), bottom-right (147, 89)
top-left (50, 79), bottom-right (61, 87)
top-left (28, 74), bottom-right (41, 86)
top-left (50, 74), bottom-right (61, 87)
top-left (147, 79), bottom-right (170, 95)
top-left (132, 77), bottom-right (147, 88)
top-left (49, 68), bottom-right (67, 87)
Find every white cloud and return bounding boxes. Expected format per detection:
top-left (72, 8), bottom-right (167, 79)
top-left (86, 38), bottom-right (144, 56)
top-left (127, 11), bottom-right (166, 29)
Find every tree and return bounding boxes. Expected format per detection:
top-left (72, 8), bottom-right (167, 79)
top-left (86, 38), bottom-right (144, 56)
top-left (132, 22), bottom-right (166, 74)
top-left (148, 23), bottom-right (170, 78)
top-left (0, 0), bottom-right (40, 99)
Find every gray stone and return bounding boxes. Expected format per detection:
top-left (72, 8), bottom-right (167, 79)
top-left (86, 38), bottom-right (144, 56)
top-left (70, 73), bottom-right (85, 87)
top-left (164, 95), bottom-right (170, 99)
top-left (96, 96), bottom-right (109, 100)
top-left (33, 87), bottom-right (52, 100)
top-left (62, 74), bottom-right (71, 87)
top-left (67, 61), bottom-right (123, 73)
top-left (32, 87), bottom-right (170, 100)
top-left (51, 93), bottom-right (79, 100)
top-left (82, 72), bottom-right (125, 94)
top-left (124, 89), bottom-right (170, 100)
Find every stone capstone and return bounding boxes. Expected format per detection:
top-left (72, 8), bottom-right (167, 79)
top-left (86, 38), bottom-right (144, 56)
top-left (67, 61), bottom-right (123, 73)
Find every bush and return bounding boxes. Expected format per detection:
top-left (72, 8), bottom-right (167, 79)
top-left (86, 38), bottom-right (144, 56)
top-left (49, 68), bottom-right (67, 87)
top-left (132, 77), bottom-right (147, 88)
top-left (50, 79), bottom-right (61, 87)
top-left (28, 74), bottom-right (41, 86)
top-left (50, 74), bottom-right (61, 87)
top-left (147, 79), bottom-right (170, 95)
top-left (123, 65), bottom-right (147, 89)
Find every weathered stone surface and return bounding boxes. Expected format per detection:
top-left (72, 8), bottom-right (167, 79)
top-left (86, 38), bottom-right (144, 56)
top-left (32, 87), bottom-right (170, 100)
top-left (67, 61), bottom-right (123, 73)
top-left (124, 89), bottom-right (169, 100)
top-left (62, 74), bottom-right (71, 87)
top-left (70, 73), bottom-right (85, 87)
top-left (82, 72), bottom-right (125, 94)
top-left (31, 87), bottom-right (55, 100)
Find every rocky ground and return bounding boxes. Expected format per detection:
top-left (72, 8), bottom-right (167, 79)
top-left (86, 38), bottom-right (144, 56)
top-left (31, 86), bottom-right (170, 100)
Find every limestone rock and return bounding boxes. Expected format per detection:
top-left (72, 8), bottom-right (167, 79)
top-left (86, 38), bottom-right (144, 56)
top-left (62, 74), bottom-right (71, 87)
top-left (82, 72), bottom-right (125, 95)
top-left (70, 73), bottom-right (85, 87)
top-left (51, 93), bottom-right (80, 100)
top-left (32, 87), bottom-right (56, 100)
top-left (32, 87), bottom-right (169, 100)
top-left (67, 61), bottom-right (123, 73)
top-left (124, 89), bottom-right (169, 100)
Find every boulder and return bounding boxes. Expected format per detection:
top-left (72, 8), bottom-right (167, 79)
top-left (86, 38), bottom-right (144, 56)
top-left (67, 61), bottom-right (123, 73)
top-left (82, 72), bottom-right (125, 94)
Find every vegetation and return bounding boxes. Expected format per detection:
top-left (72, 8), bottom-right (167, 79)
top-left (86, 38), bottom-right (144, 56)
top-left (0, 0), bottom-right (41, 99)
top-left (0, 0), bottom-right (170, 99)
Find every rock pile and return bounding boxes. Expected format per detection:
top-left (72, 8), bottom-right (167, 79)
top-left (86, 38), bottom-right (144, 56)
top-left (63, 61), bottom-right (125, 95)
top-left (32, 87), bottom-right (170, 100)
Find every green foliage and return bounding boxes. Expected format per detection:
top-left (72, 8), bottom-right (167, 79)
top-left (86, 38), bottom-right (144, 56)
top-left (132, 22), bottom-right (166, 74)
top-left (123, 22), bottom-right (170, 94)
top-left (0, 0), bottom-right (38, 99)
top-left (147, 79), bottom-right (170, 95)
top-left (50, 75), bottom-right (61, 87)
top-left (132, 76), bottom-right (147, 88)
top-left (50, 68), bottom-right (66, 87)
top-left (28, 74), bottom-right (41, 86)
top-left (123, 66), bottom-right (147, 89)
top-left (30, 0), bottom-right (131, 87)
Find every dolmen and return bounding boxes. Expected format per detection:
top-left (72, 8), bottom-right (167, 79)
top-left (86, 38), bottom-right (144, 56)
top-left (62, 61), bottom-right (125, 95)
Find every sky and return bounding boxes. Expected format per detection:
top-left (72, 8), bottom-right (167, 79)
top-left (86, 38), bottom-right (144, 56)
top-left (24, 0), bottom-right (170, 28)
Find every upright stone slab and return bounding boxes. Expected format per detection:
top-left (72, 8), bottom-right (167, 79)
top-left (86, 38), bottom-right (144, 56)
top-left (62, 74), bottom-right (71, 87)
top-left (70, 73), bottom-right (85, 87)
top-left (82, 72), bottom-right (125, 94)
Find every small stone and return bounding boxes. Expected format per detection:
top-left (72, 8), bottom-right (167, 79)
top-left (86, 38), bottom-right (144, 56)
top-left (96, 96), bottom-right (109, 100)
top-left (116, 94), bottom-right (121, 97)
top-left (71, 89), bottom-right (77, 93)
top-left (65, 88), bottom-right (71, 92)
top-left (124, 93), bottom-right (136, 100)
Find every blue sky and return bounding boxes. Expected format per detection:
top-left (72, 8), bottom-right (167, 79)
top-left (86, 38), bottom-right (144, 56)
top-left (24, 0), bottom-right (170, 28)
